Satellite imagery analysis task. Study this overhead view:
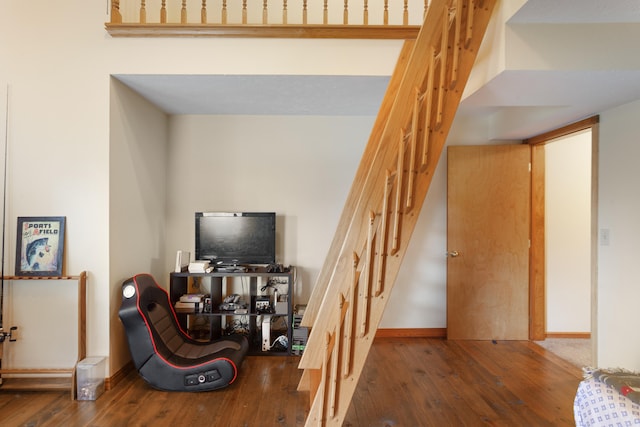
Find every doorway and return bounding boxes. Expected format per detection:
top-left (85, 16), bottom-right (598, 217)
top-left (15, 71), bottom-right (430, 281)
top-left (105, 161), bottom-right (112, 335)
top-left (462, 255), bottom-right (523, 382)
top-left (544, 131), bottom-right (592, 336)
top-left (527, 117), bottom-right (598, 368)
top-left (445, 117), bottom-right (598, 351)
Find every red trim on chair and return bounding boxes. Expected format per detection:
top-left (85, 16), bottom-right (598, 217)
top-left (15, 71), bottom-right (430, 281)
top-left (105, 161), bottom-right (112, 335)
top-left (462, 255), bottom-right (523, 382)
top-left (130, 274), bottom-right (239, 381)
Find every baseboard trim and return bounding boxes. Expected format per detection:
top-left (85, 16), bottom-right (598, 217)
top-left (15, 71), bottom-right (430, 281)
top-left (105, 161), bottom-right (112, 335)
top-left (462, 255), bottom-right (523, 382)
top-left (375, 328), bottom-right (446, 339)
top-left (545, 332), bottom-right (591, 339)
top-left (105, 361), bottom-right (134, 391)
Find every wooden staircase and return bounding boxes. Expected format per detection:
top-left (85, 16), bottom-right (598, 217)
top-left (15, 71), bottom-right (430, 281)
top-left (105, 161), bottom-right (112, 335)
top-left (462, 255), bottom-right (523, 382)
top-left (297, 0), bottom-right (497, 425)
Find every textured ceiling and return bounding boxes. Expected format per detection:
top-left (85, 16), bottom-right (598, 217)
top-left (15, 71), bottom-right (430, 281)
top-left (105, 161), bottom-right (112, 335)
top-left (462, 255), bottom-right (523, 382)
top-left (508, 0), bottom-right (640, 23)
top-left (114, 74), bottom-right (390, 116)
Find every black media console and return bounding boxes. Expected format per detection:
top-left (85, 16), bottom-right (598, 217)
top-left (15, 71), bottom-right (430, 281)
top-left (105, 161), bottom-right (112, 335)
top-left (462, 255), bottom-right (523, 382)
top-left (169, 266), bottom-right (295, 356)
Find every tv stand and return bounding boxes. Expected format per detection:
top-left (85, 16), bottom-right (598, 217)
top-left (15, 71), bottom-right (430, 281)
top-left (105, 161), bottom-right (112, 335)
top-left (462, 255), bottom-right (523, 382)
top-left (169, 266), bottom-right (295, 355)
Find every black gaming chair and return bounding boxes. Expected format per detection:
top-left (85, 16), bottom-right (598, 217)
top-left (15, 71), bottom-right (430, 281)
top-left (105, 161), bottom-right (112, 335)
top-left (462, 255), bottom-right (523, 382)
top-left (119, 273), bottom-right (249, 391)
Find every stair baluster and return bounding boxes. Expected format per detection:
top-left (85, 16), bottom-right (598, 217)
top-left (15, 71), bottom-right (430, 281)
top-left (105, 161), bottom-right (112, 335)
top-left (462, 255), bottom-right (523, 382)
top-left (450, 0), bottom-right (462, 87)
top-left (421, 46), bottom-right (436, 169)
top-left (140, 0), bottom-right (146, 23)
top-left (342, 253), bottom-right (358, 377)
top-left (406, 88), bottom-right (420, 211)
top-left (375, 170), bottom-right (392, 297)
top-left (436, 6), bottom-right (450, 128)
top-left (283, 0), bottom-right (288, 24)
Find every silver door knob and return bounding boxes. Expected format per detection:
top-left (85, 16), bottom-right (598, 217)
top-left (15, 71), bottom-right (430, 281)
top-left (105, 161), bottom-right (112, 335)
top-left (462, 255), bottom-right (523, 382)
top-left (446, 250), bottom-right (459, 257)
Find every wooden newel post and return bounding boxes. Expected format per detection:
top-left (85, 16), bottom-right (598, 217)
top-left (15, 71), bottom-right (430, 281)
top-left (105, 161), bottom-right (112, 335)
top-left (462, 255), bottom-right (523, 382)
top-left (111, 0), bottom-right (122, 24)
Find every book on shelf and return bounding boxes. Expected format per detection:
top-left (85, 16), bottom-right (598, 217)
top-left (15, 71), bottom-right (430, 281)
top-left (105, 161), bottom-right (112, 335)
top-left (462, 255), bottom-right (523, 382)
top-left (174, 301), bottom-right (203, 311)
top-left (180, 293), bottom-right (205, 303)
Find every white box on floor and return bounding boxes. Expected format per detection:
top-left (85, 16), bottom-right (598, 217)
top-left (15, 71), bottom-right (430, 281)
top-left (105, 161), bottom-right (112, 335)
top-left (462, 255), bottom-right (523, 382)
top-left (76, 356), bottom-right (106, 400)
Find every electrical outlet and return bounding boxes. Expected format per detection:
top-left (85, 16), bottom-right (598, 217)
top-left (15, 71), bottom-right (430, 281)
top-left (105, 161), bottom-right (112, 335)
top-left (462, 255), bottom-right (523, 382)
top-left (600, 228), bottom-right (610, 246)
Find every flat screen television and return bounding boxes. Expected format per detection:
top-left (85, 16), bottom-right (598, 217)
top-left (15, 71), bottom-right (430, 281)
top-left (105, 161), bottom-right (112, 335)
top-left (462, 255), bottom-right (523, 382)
top-left (195, 212), bottom-right (276, 266)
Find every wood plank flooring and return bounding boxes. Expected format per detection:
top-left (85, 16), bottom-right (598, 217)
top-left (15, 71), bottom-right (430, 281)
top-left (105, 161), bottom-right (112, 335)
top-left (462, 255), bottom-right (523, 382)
top-left (0, 338), bottom-right (582, 426)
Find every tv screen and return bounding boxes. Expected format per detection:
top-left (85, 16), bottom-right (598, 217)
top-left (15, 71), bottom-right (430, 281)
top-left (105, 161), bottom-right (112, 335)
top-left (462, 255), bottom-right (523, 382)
top-left (195, 212), bottom-right (276, 266)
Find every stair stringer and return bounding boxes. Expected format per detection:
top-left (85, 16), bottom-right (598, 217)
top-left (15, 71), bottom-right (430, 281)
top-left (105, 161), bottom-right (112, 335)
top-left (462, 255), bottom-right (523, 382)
top-left (298, 1), bottom-right (498, 426)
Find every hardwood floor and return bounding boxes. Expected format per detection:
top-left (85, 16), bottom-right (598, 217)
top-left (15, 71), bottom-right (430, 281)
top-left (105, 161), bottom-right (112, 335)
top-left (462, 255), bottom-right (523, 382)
top-left (0, 338), bottom-right (582, 426)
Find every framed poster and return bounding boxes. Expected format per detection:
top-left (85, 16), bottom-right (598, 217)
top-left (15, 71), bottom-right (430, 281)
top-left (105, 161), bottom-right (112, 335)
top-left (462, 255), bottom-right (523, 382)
top-left (15, 216), bottom-right (65, 276)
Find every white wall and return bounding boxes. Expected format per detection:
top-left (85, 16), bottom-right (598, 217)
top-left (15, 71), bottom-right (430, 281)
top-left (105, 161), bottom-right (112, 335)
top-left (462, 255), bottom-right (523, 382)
top-left (381, 150), bottom-right (448, 328)
top-left (165, 115), bottom-right (373, 305)
top-left (598, 99), bottom-right (640, 370)
top-left (0, 2), bottom-right (112, 368)
top-left (545, 131), bottom-right (591, 333)
top-left (2, 0), bottom-right (640, 377)
top-left (109, 79), bottom-right (170, 372)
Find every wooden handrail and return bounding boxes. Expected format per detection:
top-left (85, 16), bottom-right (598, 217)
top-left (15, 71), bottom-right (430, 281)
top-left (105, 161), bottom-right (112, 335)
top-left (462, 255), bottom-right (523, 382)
top-left (106, 0), bottom-right (426, 38)
top-left (105, 23), bottom-right (420, 38)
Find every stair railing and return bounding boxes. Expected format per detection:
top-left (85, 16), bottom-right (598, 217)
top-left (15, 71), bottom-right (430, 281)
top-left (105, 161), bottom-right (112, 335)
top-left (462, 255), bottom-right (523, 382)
top-left (297, 0), bottom-right (497, 425)
top-left (106, 0), bottom-right (427, 38)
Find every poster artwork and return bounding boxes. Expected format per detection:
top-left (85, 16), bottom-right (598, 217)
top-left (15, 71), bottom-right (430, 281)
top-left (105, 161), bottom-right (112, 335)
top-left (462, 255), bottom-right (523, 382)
top-left (16, 217), bottom-right (65, 276)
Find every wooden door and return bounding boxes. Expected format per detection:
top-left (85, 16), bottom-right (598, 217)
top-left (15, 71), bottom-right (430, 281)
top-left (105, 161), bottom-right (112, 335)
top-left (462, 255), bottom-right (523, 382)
top-left (447, 144), bottom-right (531, 340)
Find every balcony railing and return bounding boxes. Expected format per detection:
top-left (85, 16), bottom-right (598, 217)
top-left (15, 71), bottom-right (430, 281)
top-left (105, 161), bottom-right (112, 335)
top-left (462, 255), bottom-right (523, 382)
top-left (105, 0), bottom-right (427, 38)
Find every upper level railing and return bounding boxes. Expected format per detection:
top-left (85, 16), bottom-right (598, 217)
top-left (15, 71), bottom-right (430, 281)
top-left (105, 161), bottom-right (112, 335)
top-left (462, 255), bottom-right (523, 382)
top-left (105, 0), bottom-right (427, 38)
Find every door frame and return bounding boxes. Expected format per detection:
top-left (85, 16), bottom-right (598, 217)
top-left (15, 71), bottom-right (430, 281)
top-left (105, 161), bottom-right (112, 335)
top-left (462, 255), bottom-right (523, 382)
top-left (525, 115), bottom-right (599, 341)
